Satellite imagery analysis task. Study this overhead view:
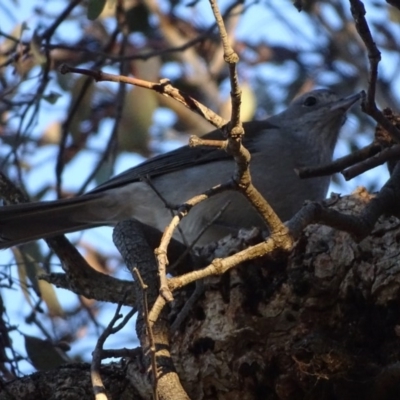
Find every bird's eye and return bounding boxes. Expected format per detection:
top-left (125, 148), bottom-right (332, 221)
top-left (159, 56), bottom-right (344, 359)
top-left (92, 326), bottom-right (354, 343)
top-left (303, 96), bottom-right (317, 106)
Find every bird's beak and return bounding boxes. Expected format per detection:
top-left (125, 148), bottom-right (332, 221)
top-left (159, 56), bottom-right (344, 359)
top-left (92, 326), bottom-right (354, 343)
top-left (330, 90), bottom-right (365, 111)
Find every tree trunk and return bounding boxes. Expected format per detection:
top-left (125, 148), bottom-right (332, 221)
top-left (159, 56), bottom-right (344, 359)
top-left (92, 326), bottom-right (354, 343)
top-left (3, 189), bottom-right (400, 400)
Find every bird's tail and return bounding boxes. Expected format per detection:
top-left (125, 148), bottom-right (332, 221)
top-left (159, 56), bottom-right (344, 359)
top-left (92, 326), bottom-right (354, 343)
top-left (0, 193), bottom-right (108, 249)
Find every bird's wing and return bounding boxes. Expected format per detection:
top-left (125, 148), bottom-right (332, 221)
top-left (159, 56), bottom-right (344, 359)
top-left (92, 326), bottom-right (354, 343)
top-left (89, 120), bottom-right (276, 194)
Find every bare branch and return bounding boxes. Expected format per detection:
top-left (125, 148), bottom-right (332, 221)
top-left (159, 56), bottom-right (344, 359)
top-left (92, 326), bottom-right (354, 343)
top-left (133, 268), bottom-right (158, 400)
top-left (59, 64), bottom-right (227, 129)
top-left (349, 0), bottom-right (400, 142)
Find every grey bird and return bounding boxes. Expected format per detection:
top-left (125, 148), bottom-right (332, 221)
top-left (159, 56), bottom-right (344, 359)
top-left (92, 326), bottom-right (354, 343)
top-left (0, 89), bottom-right (362, 249)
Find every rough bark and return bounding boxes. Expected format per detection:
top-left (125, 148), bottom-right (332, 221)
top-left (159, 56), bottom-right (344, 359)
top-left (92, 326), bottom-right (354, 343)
top-left (171, 188), bottom-right (400, 400)
top-left (2, 189), bottom-right (400, 400)
top-left (0, 363), bottom-right (139, 400)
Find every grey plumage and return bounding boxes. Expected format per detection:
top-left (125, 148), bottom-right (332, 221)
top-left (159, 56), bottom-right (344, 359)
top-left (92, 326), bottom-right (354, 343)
top-left (0, 89), bottom-right (362, 248)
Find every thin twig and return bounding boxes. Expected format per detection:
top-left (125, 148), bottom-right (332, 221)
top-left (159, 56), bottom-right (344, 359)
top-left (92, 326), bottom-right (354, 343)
top-left (133, 268), bottom-right (159, 400)
top-left (155, 182), bottom-right (234, 302)
top-left (349, 0), bottom-right (400, 142)
top-left (141, 175), bottom-right (190, 248)
top-left (297, 142), bottom-right (383, 178)
top-left (170, 200), bottom-right (231, 270)
top-left (59, 65), bottom-right (227, 129)
top-left (56, 27), bottom-right (120, 196)
top-left (171, 280), bottom-right (205, 333)
top-left (90, 301), bottom-right (135, 399)
top-left (342, 144), bottom-right (400, 180)
top-left (91, 301), bottom-right (124, 400)
top-left (209, 0), bottom-right (241, 127)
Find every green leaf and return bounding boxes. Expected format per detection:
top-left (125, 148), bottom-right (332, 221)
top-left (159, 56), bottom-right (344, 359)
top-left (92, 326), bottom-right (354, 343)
top-left (24, 335), bottom-right (69, 371)
top-left (87, 0), bottom-right (107, 21)
top-left (125, 3), bottom-right (151, 33)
